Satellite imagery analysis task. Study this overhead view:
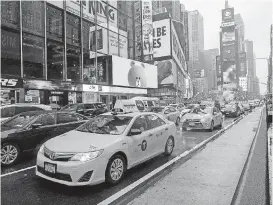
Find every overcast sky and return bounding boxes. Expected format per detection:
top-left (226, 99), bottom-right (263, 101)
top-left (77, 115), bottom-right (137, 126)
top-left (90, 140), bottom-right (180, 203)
top-left (181, 0), bottom-right (272, 94)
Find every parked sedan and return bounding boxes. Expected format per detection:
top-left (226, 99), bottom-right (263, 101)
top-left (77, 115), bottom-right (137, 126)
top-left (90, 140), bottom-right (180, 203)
top-left (36, 112), bottom-right (176, 186)
top-left (1, 103), bottom-right (52, 123)
top-left (150, 106), bottom-right (181, 125)
top-left (61, 103), bottom-right (108, 117)
top-left (182, 107), bottom-right (224, 132)
top-left (241, 103), bottom-right (251, 112)
top-left (1, 111), bottom-right (88, 165)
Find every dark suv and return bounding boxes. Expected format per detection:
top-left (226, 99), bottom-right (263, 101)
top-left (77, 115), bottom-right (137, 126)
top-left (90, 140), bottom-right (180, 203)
top-left (61, 103), bottom-right (108, 117)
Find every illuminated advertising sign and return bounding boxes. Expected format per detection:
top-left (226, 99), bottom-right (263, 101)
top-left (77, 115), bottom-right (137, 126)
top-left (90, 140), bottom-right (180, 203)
top-left (142, 0), bottom-right (153, 61)
top-left (238, 52), bottom-right (247, 77)
top-left (221, 21), bottom-right (235, 28)
top-left (216, 56), bottom-right (222, 85)
top-left (112, 56), bottom-right (158, 88)
top-left (155, 59), bottom-right (177, 86)
top-left (222, 61), bottom-right (237, 91)
top-left (222, 8), bottom-right (234, 22)
top-left (222, 31), bottom-right (235, 43)
top-left (153, 18), bottom-right (171, 58)
top-left (222, 44), bottom-right (236, 61)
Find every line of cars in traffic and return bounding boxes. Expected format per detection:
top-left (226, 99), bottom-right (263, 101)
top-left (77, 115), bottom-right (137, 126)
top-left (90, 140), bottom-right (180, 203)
top-left (0, 98), bottom-right (257, 186)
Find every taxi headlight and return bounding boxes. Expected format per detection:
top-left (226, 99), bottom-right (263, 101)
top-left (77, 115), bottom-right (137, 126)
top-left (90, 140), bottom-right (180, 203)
top-left (70, 150), bottom-right (104, 162)
top-left (39, 144), bottom-right (45, 154)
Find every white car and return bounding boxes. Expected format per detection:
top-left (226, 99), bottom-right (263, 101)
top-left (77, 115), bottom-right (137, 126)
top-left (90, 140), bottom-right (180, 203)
top-left (150, 106), bottom-right (181, 125)
top-left (36, 112), bottom-right (176, 186)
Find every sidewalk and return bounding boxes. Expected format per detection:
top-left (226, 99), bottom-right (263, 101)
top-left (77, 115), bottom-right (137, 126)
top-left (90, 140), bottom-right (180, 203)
top-left (127, 108), bottom-right (263, 205)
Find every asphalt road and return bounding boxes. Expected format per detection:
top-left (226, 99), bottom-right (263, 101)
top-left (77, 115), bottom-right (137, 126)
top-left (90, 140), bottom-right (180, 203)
top-left (1, 117), bottom-right (235, 205)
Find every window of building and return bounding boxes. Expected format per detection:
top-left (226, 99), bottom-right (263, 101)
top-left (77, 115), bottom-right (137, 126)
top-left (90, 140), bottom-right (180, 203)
top-left (83, 51), bottom-right (96, 83)
top-left (109, 30), bottom-right (119, 56)
top-left (23, 33), bottom-right (45, 79)
top-left (96, 26), bottom-right (108, 55)
top-left (67, 46), bottom-right (81, 81)
top-left (108, 5), bottom-right (118, 30)
top-left (47, 40), bottom-right (64, 80)
top-left (1, 1), bottom-right (20, 30)
top-left (46, 5), bottom-right (64, 42)
top-left (22, 1), bottom-right (44, 36)
top-left (82, 20), bottom-right (95, 51)
top-left (1, 29), bottom-right (21, 76)
top-left (119, 34), bottom-right (128, 58)
top-left (66, 13), bottom-right (80, 46)
top-left (128, 39), bottom-right (134, 60)
top-left (97, 55), bottom-right (108, 84)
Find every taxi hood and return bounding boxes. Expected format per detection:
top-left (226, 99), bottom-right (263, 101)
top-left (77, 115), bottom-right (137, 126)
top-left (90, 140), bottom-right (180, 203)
top-left (44, 130), bottom-right (121, 153)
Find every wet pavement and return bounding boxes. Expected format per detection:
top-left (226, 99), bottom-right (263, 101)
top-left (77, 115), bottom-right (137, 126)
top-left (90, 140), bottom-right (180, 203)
top-left (1, 117), bottom-right (235, 205)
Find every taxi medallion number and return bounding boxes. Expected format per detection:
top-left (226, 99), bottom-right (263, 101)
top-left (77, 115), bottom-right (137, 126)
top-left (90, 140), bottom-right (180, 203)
top-left (44, 162), bottom-right (56, 174)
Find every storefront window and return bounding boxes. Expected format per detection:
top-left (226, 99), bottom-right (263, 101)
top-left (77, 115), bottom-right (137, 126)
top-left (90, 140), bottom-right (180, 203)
top-left (67, 46), bottom-right (81, 82)
top-left (97, 54), bottom-right (108, 84)
top-left (109, 30), bottom-right (119, 56)
top-left (96, 26), bottom-right (108, 55)
top-left (1, 1), bottom-right (20, 30)
top-left (83, 51), bottom-right (96, 83)
top-left (119, 34), bottom-right (128, 58)
top-left (47, 40), bottom-right (64, 80)
top-left (1, 29), bottom-right (21, 76)
top-left (83, 20), bottom-right (95, 51)
top-left (22, 1), bottom-right (44, 36)
top-left (66, 13), bottom-right (80, 46)
top-left (23, 33), bottom-right (45, 79)
top-left (47, 5), bottom-right (64, 42)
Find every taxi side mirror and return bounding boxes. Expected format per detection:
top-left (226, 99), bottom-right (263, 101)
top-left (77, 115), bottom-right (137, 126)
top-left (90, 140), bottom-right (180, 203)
top-left (130, 129), bottom-right (142, 136)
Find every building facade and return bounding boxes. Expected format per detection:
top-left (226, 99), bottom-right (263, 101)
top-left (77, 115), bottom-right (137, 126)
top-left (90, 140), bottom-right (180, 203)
top-left (244, 40), bottom-right (254, 93)
top-left (161, 0), bottom-right (181, 22)
top-left (188, 10), bottom-right (204, 79)
top-left (1, 0), bottom-right (159, 107)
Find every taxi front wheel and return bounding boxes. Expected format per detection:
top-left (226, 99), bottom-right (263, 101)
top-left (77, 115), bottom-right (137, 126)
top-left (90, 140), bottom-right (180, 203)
top-left (164, 137), bottom-right (174, 156)
top-left (105, 154), bottom-right (126, 185)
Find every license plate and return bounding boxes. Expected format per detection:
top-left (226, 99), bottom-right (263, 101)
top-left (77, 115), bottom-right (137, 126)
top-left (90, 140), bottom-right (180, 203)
top-left (187, 127), bottom-right (192, 131)
top-left (189, 122), bottom-right (195, 126)
top-left (44, 162), bottom-right (56, 174)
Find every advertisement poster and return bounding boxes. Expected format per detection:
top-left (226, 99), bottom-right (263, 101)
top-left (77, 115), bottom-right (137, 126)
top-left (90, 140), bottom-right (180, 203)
top-left (153, 18), bottom-right (171, 58)
top-left (142, 0), bottom-right (153, 61)
top-left (238, 52), bottom-right (247, 77)
top-left (112, 56), bottom-right (157, 88)
top-left (222, 44), bottom-right (236, 61)
top-left (155, 59), bottom-right (177, 86)
top-left (222, 31), bottom-right (235, 43)
top-left (222, 8), bottom-right (234, 22)
top-left (222, 61), bottom-right (237, 91)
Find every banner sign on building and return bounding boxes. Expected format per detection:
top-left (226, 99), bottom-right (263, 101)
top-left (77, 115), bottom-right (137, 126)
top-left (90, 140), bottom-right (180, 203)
top-left (239, 77), bottom-right (247, 91)
top-left (112, 56), bottom-right (157, 88)
top-left (222, 44), bottom-right (236, 61)
top-left (222, 8), bottom-right (234, 22)
top-left (153, 18), bottom-right (171, 58)
top-left (142, 0), bottom-right (153, 62)
top-left (216, 56), bottom-right (222, 85)
top-left (155, 59), bottom-right (177, 86)
top-left (238, 52), bottom-right (247, 77)
top-left (193, 70), bottom-right (202, 78)
top-left (1, 75), bottom-right (23, 88)
top-left (221, 21), bottom-right (235, 28)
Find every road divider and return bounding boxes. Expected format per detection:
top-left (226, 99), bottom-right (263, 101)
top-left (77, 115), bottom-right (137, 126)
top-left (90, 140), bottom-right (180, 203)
top-left (98, 114), bottom-right (245, 205)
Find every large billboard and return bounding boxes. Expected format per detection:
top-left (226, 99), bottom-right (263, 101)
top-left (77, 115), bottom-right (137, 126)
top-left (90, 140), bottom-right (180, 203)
top-left (238, 52), bottom-right (247, 77)
top-left (222, 8), bottom-right (234, 22)
top-left (153, 18), bottom-right (171, 58)
top-left (222, 44), bottom-right (236, 61)
top-left (155, 59), bottom-right (177, 86)
top-left (112, 56), bottom-right (157, 88)
top-left (142, 0), bottom-right (153, 61)
top-left (222, 31), bottom-right (235, 44)
top-left (222, 61), bottom-right (237, 91)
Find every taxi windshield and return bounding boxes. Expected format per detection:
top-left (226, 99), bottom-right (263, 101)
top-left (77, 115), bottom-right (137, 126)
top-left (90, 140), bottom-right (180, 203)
top-left (77, 115), bottom-right (133, 135)
top-left (190, 107), bottom-right (209, 114)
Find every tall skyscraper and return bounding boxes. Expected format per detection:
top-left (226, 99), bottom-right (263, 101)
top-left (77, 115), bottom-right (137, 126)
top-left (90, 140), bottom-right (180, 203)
top-left (235, 14), bottom-right (245, 53)
top-left (244, 39), bottom-right (255, 93)
top-left (202, 49), bottom-right (220, 90)
top-left (161, 0), bottom-right (181, 21)
top-left (188, 10), bottom-right (204, 77)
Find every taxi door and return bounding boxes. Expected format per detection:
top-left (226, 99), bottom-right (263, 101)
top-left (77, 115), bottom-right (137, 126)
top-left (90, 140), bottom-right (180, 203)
top-left (127, 115), bottom-right (153, 166)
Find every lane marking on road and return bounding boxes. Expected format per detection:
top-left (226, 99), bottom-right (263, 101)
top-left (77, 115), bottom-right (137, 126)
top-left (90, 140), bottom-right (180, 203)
top-left (98, 115), bottom-right (245, 205)
top-left (1, 165), bottom-right (36, 178)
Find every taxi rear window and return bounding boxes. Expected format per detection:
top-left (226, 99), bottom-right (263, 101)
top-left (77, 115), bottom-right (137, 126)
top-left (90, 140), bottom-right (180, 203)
top-left (135, 100), bottom-right (145, 111)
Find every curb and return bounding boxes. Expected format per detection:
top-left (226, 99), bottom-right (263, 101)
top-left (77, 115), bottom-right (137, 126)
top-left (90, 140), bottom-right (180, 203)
top-left (98, 114), bottom-right (245, 205)
top-left (268, 123), bottom-right (272, 205)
